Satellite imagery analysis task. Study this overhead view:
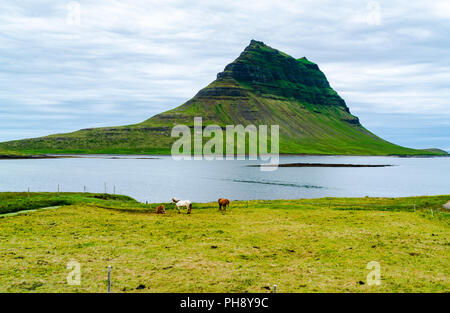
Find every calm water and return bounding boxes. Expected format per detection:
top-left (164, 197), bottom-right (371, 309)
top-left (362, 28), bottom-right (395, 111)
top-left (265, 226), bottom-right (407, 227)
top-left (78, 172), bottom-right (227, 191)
top-left (0, 155), bottom-right (449, 203)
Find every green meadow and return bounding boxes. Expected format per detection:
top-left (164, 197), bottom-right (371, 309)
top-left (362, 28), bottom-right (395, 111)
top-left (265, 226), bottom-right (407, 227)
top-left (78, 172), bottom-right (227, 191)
top-left (0, 193), bottom-right (448, 292)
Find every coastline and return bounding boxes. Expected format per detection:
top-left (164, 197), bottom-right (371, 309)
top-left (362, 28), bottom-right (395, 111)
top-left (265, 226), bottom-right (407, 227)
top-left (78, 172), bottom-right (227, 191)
top-left (0, 154), bottom-right (74, 160)
top-left (1, 152), bottom-right (448, 160)
top-left (249, 163), bottom-right (394, 167)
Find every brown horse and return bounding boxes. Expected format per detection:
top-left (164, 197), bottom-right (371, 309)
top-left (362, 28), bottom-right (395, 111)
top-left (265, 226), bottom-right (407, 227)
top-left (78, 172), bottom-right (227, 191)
top-left (218, 198), bottom-right (230, 211)
top-left (155, 204), bottom-right (166, 214)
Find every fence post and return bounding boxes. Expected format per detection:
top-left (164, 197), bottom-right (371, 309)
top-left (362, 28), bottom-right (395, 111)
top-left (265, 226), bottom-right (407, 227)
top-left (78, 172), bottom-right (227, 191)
top-left (414, 204), bottom-right (416, 212)
top-left (107, 266), bottom-right (111, 293)
top-left (273, 284), bottom-right (277, 293)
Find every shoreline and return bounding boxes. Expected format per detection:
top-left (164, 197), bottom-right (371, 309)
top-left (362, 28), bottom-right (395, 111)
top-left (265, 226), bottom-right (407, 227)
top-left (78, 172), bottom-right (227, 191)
top-left (249, 163), bottom-right (394, 168)
top-left (0, 154), bottom-right (160, 160)
top-left (1, 153), bottom-right (448, 160)
top-left (0, 154), bottom-right (75, 160)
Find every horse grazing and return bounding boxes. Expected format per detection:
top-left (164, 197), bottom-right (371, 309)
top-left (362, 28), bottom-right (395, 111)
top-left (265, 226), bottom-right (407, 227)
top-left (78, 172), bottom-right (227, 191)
top-left (172, 198), bottom-right (192, 214)
top-left (155, 204), bottom-right (166, 214)
top-left (218, 198), bottom-right (230, 211)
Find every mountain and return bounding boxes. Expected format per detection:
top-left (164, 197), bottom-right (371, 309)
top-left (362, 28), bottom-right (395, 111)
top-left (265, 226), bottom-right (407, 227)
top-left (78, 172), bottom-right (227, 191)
top-left (0, 40), bottom-right (446, 156)
top-left (422, 148), bottom-right (448, 154)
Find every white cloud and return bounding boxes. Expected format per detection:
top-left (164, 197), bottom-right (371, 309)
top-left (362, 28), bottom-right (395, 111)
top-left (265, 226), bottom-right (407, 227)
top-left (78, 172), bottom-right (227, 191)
top-left (322, 62), bottom-right (450, 115)
top-left (431, 1), bottom-right (450, 18)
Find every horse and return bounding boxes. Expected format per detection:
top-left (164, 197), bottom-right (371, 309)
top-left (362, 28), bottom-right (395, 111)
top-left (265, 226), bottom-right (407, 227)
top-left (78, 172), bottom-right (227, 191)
top-left (218, 198), bottom-right (230, 211)
top-left (171, 197), bottom-right (192, 214)
top-left (155, 204), bottom-right (166, 214)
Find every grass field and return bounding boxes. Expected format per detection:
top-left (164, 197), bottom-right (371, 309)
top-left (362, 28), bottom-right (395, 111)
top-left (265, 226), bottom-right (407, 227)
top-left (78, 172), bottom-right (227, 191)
top-left (0, 193), bottom-right (449, 293)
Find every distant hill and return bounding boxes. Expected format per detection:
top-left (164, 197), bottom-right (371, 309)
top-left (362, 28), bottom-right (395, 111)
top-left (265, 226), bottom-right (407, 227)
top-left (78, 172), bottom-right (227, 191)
top-left (422, 148), bottom-right (448, 154)
top-left (0, 40), bottom-right (446, 156)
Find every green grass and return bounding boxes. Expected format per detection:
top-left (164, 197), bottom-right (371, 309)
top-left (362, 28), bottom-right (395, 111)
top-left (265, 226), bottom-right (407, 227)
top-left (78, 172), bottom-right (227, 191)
top-left (0, 149), bottom-right (27, 157)
top-left (0, 193), bottom-right (448, 292)
top-left (0, 192), bottom-right (144, 214)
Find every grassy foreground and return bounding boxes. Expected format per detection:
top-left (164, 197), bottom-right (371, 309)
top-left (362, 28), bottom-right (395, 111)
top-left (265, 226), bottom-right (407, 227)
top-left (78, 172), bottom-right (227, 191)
top-left (0, 193), bottom-right (448, 293)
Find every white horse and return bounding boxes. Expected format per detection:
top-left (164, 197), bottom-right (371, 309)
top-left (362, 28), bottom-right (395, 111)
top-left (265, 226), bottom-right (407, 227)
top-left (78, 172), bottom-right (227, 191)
top-left (171, 198), bottom-right (192, 214)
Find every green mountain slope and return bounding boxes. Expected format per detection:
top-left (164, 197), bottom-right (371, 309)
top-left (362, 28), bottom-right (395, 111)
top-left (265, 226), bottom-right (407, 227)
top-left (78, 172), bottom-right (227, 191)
top-left (0, 40), bottom-right (445, 156)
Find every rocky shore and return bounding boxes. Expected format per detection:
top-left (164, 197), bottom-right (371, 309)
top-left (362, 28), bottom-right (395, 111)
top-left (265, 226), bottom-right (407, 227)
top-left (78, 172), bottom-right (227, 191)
top-left (250, 163), bottom-right (393, 167)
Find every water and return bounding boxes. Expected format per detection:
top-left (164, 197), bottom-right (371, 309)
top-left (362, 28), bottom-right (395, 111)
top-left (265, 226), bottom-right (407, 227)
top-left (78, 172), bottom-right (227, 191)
top-left (0, 155), bottom-right (449, 203)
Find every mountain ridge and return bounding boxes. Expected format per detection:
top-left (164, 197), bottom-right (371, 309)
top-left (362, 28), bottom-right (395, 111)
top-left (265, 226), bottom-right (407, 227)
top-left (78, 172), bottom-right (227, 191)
top-left (0, 40), bottom-right (446, 156)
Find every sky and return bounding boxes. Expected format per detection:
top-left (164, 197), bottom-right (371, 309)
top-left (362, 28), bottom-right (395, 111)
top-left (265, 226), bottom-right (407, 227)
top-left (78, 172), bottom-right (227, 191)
top-left (0, 0), bottom-right (449, 152)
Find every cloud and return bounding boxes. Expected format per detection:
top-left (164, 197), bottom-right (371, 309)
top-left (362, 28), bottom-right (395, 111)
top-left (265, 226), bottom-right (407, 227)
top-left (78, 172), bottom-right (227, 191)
top-left (0, 0), bottom-right (449, 149)
top-left (431, 1), bottom-right (450, 18)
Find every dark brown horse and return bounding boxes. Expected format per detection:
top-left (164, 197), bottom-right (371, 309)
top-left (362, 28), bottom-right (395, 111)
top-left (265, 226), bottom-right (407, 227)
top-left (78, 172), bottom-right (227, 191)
top-left (155, 204), bottom-right (166, 214)
top-left (218, 198), bottom-right (230, 211)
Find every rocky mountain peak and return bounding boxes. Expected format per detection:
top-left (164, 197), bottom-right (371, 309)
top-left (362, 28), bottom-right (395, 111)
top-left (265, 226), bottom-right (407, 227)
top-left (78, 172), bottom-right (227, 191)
top-left (214, 40), bottom-right (347, 109)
